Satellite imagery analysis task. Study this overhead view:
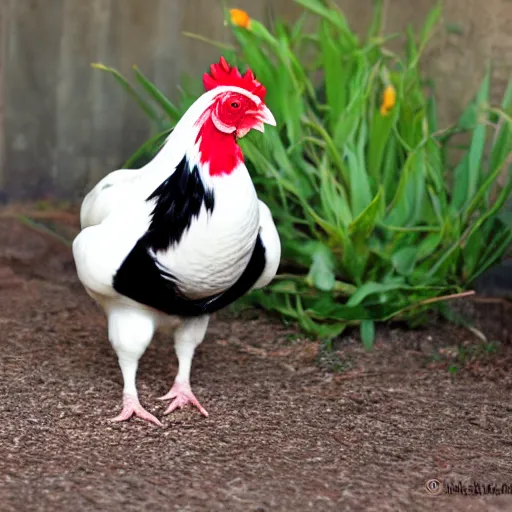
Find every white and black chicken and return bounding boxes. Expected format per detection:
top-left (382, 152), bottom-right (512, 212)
top-left (73, 57), bottom-right (281, 426)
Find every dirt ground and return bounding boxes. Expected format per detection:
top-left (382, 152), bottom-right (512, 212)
top-left (1, 209), bottom-right (512, 512)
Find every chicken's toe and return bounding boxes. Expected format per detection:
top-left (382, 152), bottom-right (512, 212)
top-left (159, 382), bottom-right (208, 417)
top-left (110, 393), bottom-right (163, 427)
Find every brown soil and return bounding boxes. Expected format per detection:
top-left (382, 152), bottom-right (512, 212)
top-left (1, 210), bottom-right (512, 512)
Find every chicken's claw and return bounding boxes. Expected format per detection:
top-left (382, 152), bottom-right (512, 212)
top-left (158, 382), bottom-right (209, 417)
top-left (110, 393), bottom-right (163, 427)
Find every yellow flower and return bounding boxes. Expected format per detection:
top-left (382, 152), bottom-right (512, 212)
top-left (230, 8), bottom-right (251, 29)
top-left (380, 85), bottom-right (396, 115)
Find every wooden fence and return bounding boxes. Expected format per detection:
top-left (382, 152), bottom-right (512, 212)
top-left (1, 0), bottom-right (511, 200)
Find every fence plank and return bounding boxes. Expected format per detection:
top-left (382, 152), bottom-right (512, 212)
top-left (0, 0), bottom-right (7, 193)
top-left (55, 0), bottom-right (105, 199)
top-left (152, 0), bottom-right (186, 105)
top-left (4, 0), bottom-right (64, 199)
top-left (86, 0), bottom-right (125, 193)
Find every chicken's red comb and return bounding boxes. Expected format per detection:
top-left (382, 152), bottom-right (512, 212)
top-left (203, 56), bottom-right (266, 101)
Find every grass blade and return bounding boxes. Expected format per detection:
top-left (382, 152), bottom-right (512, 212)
top-left (133, 65), bottom-right (182, 122)
top-left (91, 63), bottom-right (162, 128)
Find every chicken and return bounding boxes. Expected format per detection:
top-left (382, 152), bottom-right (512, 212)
top-left (72, 57), bottom-right (281, 426)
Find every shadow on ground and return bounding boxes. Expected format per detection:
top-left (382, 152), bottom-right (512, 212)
top-left (0, 210), bottom-right (511, 511)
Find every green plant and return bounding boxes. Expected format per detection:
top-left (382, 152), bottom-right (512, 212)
top-left (93, 0), bottom-right (512, 346)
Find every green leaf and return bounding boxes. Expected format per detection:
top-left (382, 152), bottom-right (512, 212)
top-left (386, 148), bottom-right (426, 226)
top-left (290, 12), bottom-right (309, 46)
top-left (366, 0), bottom-right (383, 41)
top-left (464, 132), bottom-right (511, 221)
top-left (419, 2), bottom-right (442, 49)
top-left (294, 0), bottom-right (356, 44)
top-left (270, 280), bottom-right (300, 294)
top-left (452, 69), bottom-right (490, 209)
top-left (296, 296), bottom-right (346, 338)
top-left (360, 320), bottom-right (375, 350)
top-left (305, 296), bottom-right (367, 320)
top-left (462, 228), bottom-right (485, 280)
top-left (457, 103), bottom-right (478, 130)
top-left (368, 99), bottom-right (396, 183)
top-left (467, 115), bottom-right (488, 197)
top-left (451, 154), bottom-right (469, 209)
top-left (416, 232), bottom-right (443, 260)
top-left (123, 127), bottom-right (173, 168)
top-left (463, 180), bottom-right (512, 247)
top-left (306, 244), bottom-right (336, 291)
top-left (133, 65), bottom-right (182, 121)
top-left (91, 63), bottom-right (162, 128)
top-left (319, 21), bottom-right (345, 126)
top-left (318, 156), bottom-right (352, 227)
top-left (346, 143), bottom-right (373, 217)
top-left (348, 281), bottom-right (408, 307)
top-left (392, 246), bottom-right (418, 276)
top-left (426, 86), bottom-right (438, 133)
top-left (468, 227), bottom-right (512, 282)
top-left (349, 187), bottom-right (384, 241)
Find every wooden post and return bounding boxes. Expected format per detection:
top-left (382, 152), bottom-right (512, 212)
top-left (0, 0), bottom-right (7, 192)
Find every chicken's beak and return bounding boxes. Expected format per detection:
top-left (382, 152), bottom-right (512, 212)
top-left (237, 105), bottom-right (276, 139)
top-left (251, 105), bottom-right (276, 133)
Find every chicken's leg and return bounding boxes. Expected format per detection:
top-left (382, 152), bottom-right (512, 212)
top-left (108, 307), bottom-right (162, 426)
top-left (158, 315), bottom-right (210, 417)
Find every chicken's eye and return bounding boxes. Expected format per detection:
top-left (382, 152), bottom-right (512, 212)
top-left (231, 101), bottom-right (240, 109)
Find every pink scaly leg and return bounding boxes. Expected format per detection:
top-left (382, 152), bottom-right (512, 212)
top-left (159, 316), bottom-right (210, 417)
top-left (111, 393), bottom-right (163, 427)
top-left (108, 308), bottom-right (162, 426)
top-left (158, 382), bottom-right (208, 417)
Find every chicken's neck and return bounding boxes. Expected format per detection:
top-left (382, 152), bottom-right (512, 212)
top-left (195, 116), bottom-right (243, 177)
top-left (142, 104), bottom-right (248, 198)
